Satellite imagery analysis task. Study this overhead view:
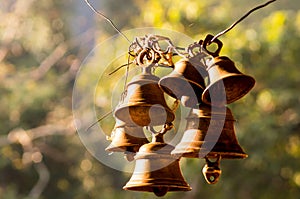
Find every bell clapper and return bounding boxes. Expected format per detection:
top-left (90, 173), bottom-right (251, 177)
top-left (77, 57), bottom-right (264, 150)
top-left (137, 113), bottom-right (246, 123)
top-left (147, 123), bottom-right (174, 143)
top-left (124, 151), bottom-right (136, 162)
top-left (202, 155), bottom-right (222, 184)
top-left (153, 187), bottom-right (169, 197)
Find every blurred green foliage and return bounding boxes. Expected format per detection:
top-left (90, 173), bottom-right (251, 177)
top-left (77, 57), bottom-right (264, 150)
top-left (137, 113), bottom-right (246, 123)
top-left (0, 0), bottom-right (300, 199)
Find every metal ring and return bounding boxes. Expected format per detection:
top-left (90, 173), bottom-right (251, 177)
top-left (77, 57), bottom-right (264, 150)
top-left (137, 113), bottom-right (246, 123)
top-left (203, 34), bottom-right (223, 57)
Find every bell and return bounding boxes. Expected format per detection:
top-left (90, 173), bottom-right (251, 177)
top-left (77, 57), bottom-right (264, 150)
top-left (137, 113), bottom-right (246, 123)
top-left (202, 56), bottom-right (255, 106)
top-left (202, 156), bottom-right (222, 184)
top-left (114, 66), bottom-right (175, 126)
top-left (158, 59), bottom-right (207, 108)
top-left (105, 120), bottom-right (149, 161)
top-left (180, 84), bottom-right (205, 108)
top-left (171, 104), bottom-right (247, 159)
top-left (123, 133), bottom-right (191, 197)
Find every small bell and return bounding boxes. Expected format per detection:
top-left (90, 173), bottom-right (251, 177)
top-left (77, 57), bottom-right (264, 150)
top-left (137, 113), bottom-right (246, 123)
top-left (159, 59), bottom-right (207, 108)
top-left (114, 66), bottom-right (175, 126)
top-left (171, 104), bottom-right (247, 159)
top-left (123, 125), bottom-right (191, 197)
top-left (105, 120), bottom-right (149, 161)
top-left (202, 156), bottom-right (222, 184)
top-left (202, 56), bottom-right (255, 106)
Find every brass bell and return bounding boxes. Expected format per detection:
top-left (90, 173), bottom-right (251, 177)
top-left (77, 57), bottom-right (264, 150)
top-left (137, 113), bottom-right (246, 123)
top-left (114, 66), bottom-right (175, 126)
top-left (171, 104), bottom-right (247, 159)
top-left (202, 156), bottom-right (222, 184)
top-left (202, 56), bottom-right (255, 106)
top-left (105, 120), bottom-right (149, 161)
top-left (159, 59), bottom-right (207, 108)
top-left (123, 132), bottom-right (191, 197)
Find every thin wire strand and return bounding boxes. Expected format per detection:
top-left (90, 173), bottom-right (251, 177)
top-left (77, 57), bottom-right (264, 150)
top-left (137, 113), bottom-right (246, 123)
top-left (84, 0), bottom-right (130, 43)
top-left (108, 62), bottom-right (133, 75)
top-left (211, 0), bottom-right (277, 42)
top-left (86, 110), bottom-right (113, 132)
top-left (122, 54), bottom-right (131, 98)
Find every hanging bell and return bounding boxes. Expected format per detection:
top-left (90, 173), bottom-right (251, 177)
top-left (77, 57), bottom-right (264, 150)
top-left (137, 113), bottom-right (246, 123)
top-left (158, 59), bottom-right (207, 108)
top-left (114, 66), bottom-right (175, 126)
top-left (202, 156), bottom-right (222, 184)
top-left (123, 132), bottom-right (191, 197)
top-left (202, 56), bottom-right (255, 106)
top-left (105, 120), bottom-right (149, 161)
top-left (171, 104), bottom-right (247, 159)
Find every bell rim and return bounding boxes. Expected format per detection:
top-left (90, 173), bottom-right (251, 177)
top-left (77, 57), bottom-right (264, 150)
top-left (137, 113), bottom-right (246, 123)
top-left (206, 73), bottom-right (255, 87)
top-left (115, 102), bottom-right (173, 110)
top-left (171, 150), bottom-right (248, 159)
top-left (105, 144), bottom-right (142, 152)
top-left (123, 184), bottom-right (192, 192)
top-left (202, 74), bottom-right (255, 105)
top-left (205, 151), bottom-right (248, 159)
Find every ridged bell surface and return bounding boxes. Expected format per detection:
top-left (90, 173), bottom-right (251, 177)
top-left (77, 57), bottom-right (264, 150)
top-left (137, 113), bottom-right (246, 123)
top-left (114, 72), bottom-right (175, 126)
top-left (123, 140), bottom-right (191, 197)
top-left (172, 104), bottom-right (247, 159)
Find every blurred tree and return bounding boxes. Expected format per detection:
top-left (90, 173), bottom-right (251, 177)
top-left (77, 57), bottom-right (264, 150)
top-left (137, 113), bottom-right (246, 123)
top-left (0, 0), bottom-right (300, 199)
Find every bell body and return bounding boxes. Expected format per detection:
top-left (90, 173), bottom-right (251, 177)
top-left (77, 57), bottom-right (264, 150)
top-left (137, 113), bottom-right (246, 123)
top-left (105, 121), bottom-right (149, 154)
top-left (123, 141), bottom-right (191, 197)
top-left (114, 71), bottom-right (175, 126)
top-left (202, 56), bottom-right (255, 106)
top-left (180, 83), bottom-right (205, 108)
top-left (159, 59), bottom-right (207, 108)
top-left (171, 104), bottom-right (247, 159)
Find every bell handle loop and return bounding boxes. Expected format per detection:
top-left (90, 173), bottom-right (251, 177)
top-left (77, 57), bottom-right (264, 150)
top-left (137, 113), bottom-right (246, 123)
top-left (148, 123), bottom-right (174, 143)
top-left (202, 34), bottom-right (223, 57)
top-left (137, 49), bottom-right (156, 67)
top-left (205, 154), bottom-right (221, 165)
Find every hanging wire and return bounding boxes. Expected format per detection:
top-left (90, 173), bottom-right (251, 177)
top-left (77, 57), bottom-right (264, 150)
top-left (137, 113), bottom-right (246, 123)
top-left (121, 54), bottom-right (132, 100)
top-left (108, 62), bottom-right (134, 76)
top-left (86, 110), bottom-right (113, 132)
top-left (210, 0), bottom-right (277, 42)
top-left (84, 0), bottom-right (130, 43)
top-left (83, 1), bottom-right (277, 128)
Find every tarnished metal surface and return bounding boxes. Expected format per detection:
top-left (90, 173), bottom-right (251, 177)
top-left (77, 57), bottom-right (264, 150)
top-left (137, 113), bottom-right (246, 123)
top-left (202, 56), bottom-right (255, 106)
top-left (172, 104), bottom-right (248, 159)
top-left (124, 133), bottom-right (191, 197)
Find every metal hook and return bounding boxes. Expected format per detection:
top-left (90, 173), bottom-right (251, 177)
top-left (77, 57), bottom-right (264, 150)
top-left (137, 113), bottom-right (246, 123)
top-left (202, 34), bottom-right (223, 57)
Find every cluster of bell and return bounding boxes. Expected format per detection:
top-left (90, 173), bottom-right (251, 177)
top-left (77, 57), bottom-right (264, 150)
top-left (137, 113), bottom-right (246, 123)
top-left (171, 104), bottom-right (248, 184)
top-left (105, 35), bottom-right (255, 196)
top-left (158, 35), bottom-right (255, 184)
top-left (106, 49), bottom-right (191, 197)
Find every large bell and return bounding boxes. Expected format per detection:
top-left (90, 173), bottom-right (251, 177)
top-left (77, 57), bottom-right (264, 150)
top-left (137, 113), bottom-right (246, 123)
top-left (105, 120), bottom-right (149, 161)
top-left (171, 104), bottom-right (247, 159)
top-left (114, 67), bottom-right (175, 126)
top-left (123, 133), bottom-right (191, 197)
top-left (159, 59), bottom-right (207, 108)
top-left (202, 56), bottom-right (255, 106)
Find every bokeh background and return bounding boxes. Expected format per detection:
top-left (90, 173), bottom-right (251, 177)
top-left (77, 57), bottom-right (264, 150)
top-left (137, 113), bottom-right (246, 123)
top-left (1, 0), bottom-right (300, 198)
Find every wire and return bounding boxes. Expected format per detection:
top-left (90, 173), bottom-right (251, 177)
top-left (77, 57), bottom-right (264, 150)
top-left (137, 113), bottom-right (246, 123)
top-left (108, 62), bottom-right (134, 75)
top-left (86, 110), bottom-right (113, 132)
top-left (84, 0), bottom-right (130, 43)
top-left (211, 0), bottom-right (277, 42)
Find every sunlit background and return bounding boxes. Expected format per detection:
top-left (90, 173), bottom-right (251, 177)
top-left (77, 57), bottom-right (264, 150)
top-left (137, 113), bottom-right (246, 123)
top-left (1, 0), bottom-right (300, 198)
